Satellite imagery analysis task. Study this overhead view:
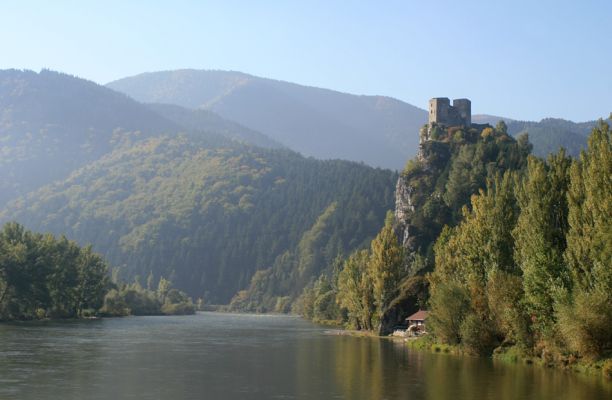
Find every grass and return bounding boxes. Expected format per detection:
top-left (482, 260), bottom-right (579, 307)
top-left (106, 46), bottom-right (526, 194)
top-left (406, 335), bottom-right (461, 355)
top-left (407, 337), bottom-right (611, 380)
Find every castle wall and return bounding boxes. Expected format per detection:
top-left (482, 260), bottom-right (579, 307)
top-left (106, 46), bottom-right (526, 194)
top-left (452, 98), bottom-right (471, 127)
top-left (428, 97), bottom-right (450, 126)
top-left (428, 97), bottom-right (471, 127)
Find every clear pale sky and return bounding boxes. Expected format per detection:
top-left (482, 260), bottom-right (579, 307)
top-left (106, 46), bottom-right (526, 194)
top-left (1, 0), bottom-right (610, 121)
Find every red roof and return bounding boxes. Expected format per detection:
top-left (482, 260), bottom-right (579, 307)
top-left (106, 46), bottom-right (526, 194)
top-left (406, 310), bottom-right (428, 321)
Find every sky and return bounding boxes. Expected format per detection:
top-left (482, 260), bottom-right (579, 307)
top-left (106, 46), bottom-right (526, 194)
top-left (1, 0), bottom-right (610, 121)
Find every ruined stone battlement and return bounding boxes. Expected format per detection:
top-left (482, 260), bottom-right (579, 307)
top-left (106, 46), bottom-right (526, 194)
top-left (428, 97), bottom-right (471, 127)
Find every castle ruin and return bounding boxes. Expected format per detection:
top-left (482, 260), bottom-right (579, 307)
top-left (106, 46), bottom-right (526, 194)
top-left (428, 97), bottom-right (471, 127)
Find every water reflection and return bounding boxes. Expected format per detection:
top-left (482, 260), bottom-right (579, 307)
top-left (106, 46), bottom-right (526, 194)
top-left (0, 313), bottom-right (609, 400)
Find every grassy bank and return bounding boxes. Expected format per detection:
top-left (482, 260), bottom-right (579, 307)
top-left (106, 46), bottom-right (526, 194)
top-left (405, 336), bottom-right (611, 380)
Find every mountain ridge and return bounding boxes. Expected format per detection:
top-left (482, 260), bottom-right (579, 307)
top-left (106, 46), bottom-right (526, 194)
top-left (107, 69), bottom-right (426, 169)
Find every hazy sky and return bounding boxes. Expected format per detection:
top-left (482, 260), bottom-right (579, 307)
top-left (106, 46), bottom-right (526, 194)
top-left (1, 1), bottom-right (610, 121)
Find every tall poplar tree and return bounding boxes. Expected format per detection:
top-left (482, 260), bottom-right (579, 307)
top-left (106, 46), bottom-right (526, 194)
top-left (369, 211), bottom-right (405, 327)
top-left (513, 150), bottom-right (571, 336)
top-left (557, 120), bottom-right (611, 358)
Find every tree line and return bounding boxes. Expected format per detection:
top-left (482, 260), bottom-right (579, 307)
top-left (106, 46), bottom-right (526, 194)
top-left (296, 120), bottom-right (610, 364)
top-left (0, 222), bottom-right (194, 321)
top-left (429, 121), bottom-right (611, 360)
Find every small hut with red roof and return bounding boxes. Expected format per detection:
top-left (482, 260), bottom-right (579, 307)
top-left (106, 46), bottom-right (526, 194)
top-left (405, 310), bottom-right (428, 332)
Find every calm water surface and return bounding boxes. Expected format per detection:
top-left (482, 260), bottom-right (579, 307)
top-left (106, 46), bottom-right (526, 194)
top-left (0, 312), bottom-right (609, 400)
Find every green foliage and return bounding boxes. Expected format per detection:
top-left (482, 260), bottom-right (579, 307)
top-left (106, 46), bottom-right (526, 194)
top-left (555, 277), bottom-right (612, 359)
top-left (3, 135), bottom-right (396, 304)
top-left (430, 174), bottom-right (519, 352)
top-left (0, 69), bottom-right (182, 207)
top-left (557, 120), bottom-right (612, 359)
top-left (507, 118), bottom-right (605, 158)
top-left (399, 123), bottom-right (529, 273)
top-left (0, 222), bottom-right (109, 320)
top-left (369, 212), bottom-right (405, 325)
top-left (565, 121), bottom-right (611, 290)
top-left (336, 250), bottom-right (375, 330)
top-left (101, 277), bottom-right (195, 316)
top-left (513, 151), bottom-right (571, 336)
top-left (427, 280), bottom-right (469, 344)
top-left (459, 313), bottom-right (497, 356)
top-left (314, 123), bottom-right (531, 333)
top-left (294, 275), bottom-right (341, 324)
top-left (428, 122), bottom-right (611, 361)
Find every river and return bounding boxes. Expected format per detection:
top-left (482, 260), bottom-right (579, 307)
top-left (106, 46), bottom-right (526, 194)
top-left (0, 312), bottom-right (608, 399)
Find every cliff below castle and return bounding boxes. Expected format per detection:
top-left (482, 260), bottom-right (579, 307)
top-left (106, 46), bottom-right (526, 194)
top-left (380, 121), bottom-right (532, 334)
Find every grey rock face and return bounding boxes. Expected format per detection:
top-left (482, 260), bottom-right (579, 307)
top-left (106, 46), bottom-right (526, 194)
top-left (394, 176), bottom-right (415, 249)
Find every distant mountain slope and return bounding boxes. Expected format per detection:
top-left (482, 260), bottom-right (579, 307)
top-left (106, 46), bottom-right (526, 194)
top-left (146, 103), bottom-right (281, 148)
top-left (473, 114), bottom-right (603, 157)
top-left (506, 118), bottom-right (602, 157)
top-left (0, 69), bottom-right (181, 207)
top-left (472, 114), bottom-right (515, 125)
top-left (107, 70), bottom-right (427, 169)
top-left (2, 135), bottom-right (397, 303)
top-left (0, 69), bottom-right (281, 207)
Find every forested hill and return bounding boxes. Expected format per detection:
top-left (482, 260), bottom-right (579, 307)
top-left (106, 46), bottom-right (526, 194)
top-left (107, 69), bottom-right (426, 170)
top-left (475, 115), bottom-right (606, 157)
top-left (506, 118), bottom-right (603, 157)
top-left (0, 69), bottom-right (178, 206)
top-left (1, 135), bottom-right (397, 303)
top-left (0, 69), bottom-right (279, 208)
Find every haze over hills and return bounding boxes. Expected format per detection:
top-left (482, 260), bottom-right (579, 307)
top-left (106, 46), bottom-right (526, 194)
top-left (146, 102), bottom-right (282, 149)
top-left (506, 118), bottom-right (600, 157)
top-left (107, 69), bottom-right (427, 170)
top-left (0, 67), bottom-right (605, 305)
top-left (0, 69), bottom-right (283, 207)
top-left (0, 69), bottom-right (397, 303)
top-left (107, 69), bottom-right (604, 167)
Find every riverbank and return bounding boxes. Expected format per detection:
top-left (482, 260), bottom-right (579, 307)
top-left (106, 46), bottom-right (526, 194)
top-left (403, 335), bottom-right (611, 380)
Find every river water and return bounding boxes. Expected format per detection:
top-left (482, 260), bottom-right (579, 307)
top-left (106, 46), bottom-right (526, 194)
top-left (0, 312), bottom-right (609, 399)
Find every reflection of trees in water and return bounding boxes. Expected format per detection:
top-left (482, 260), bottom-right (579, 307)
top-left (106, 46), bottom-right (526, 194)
top-left (298, 334), bottom-right (610, 400)
top-left (423, 352), bottom-right (609, 400)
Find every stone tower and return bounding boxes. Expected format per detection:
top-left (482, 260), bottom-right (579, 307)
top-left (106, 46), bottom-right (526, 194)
top-left (428, 97), bottom-right (471, 127)
top-left (452, 98), bottom-right (471, 127)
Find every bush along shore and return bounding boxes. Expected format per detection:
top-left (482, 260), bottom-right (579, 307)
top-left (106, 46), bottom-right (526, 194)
top-left (0, 222), bottom-right (195, 321)
top-left (404, 335), bottom-right (611, 380)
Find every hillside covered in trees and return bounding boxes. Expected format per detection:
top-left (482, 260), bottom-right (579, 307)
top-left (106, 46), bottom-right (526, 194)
top-left (428, 121), bottom-right (611, 364)
top-left (2, 134), bottom-right (396, 304)
top-left (293, 121), bottom-right (532, 329)
top-left (0, 69), bottom-right (279, 208)
top-left (0, 68), bottom-right (397, 308)
top-left (506, 118), bottom-right (602, 158)
top-left (296, 119), bottom-right (611, 369)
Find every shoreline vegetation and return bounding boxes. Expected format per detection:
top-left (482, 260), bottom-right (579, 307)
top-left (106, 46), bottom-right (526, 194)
top-left (0, 222), bottom-right (195, 322)
top-left (291, 121), bottom-right (611, 382)
top-left (1, 120), bottom-right (609, 385)
top-left (404, 336), bottom-right (612, 380)
top-left (321, 323), bottom-right (611, 380)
